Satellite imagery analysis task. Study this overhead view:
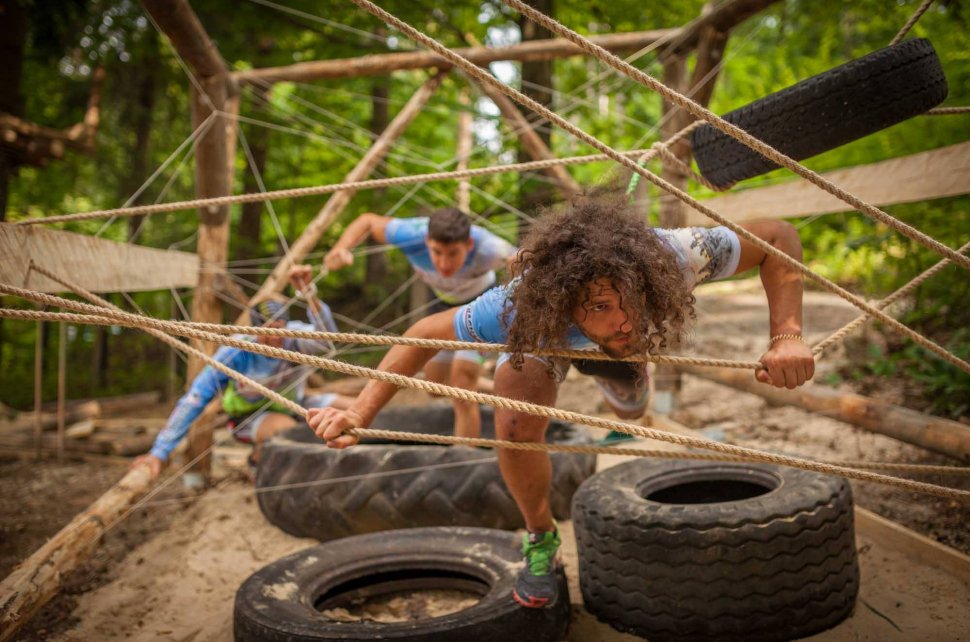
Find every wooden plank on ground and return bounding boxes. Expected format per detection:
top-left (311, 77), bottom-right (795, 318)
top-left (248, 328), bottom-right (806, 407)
top-left (0, 223), bottom-right (199, 293)
top-left (854, 507), bottom-right (970, 586)
top-left (686, 142), bottom-right (970, 225)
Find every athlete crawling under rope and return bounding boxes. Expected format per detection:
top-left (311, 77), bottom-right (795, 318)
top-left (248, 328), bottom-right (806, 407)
top-left (308, 191), bottom-right (815, 608)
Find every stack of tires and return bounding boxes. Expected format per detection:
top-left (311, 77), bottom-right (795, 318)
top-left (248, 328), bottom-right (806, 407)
top-left (572, 459), bottom-right (860, 641)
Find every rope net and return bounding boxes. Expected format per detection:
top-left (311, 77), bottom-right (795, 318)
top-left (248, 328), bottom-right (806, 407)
top-left (1, 276), bottom-right (967, 502)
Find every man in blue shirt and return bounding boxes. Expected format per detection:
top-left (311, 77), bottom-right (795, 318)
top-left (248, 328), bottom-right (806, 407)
top-left (132, 265), bottom-right (352, 480)
top-left (309, 193), bottom-right (816, 609)
top-left (324, 207), bottom-right (516, 439)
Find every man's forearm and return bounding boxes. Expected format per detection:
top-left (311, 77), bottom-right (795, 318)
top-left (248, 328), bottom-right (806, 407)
top-left (759, 223), bottom-right (804, 337)
top-left (333, 214), bottom-right (377, 252)
top-left (351, 310), bottom-right (459, 425)
top-left (352, 344), bottom-right (439, 425)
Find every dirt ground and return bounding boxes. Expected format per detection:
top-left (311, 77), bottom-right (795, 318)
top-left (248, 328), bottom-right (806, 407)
top-left (2, 280), bottom-right (968, 640)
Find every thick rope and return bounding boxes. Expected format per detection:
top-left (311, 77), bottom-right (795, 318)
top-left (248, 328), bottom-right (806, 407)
top-left (890, 0), bottom-right (936, 46)
top-left (925, 106), bottom-right (970, 115)
top-left (1, 287), bottom-right (965, 500)
top-left (25, 266), bottom-right (306, 419)
top-left (14, 148), bottom-right (657, 227)
top-left (813, 241), bottom-right (970, 356)
top-left (496, 0), bottom-right (969, 271)
top-left (0, 297), bottom-right (761, 371)
top-left (345, 0), bottom-right (970, 376)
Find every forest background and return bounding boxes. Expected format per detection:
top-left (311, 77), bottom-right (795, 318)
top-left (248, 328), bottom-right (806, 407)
top-left (1, 0), bottom-right (967, 419)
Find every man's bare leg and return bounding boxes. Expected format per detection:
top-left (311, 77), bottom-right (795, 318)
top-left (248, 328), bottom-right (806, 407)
top-left (450, 358), bottom-right (482, 439)
top-left (493, 357), bottom-right (559, 533)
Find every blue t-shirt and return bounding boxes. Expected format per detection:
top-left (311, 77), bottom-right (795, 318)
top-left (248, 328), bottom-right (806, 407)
top-left (384, 217), bottom-right (516, 304)
top-left (453, 226), bottom-right (742, 349)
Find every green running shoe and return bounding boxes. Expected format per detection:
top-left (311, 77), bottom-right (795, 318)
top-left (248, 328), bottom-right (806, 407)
top-left (513, 527), bottom-right (561, 608)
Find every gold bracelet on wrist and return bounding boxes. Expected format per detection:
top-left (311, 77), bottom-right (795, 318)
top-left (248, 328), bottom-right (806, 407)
top-left (768, 333), bottom-right (803, 347)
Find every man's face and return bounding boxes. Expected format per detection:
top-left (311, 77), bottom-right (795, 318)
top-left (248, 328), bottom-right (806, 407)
top-left (572, 278), bottom-right (638, 358)
top-left (258, 319), bottom-right (286, 348)
top-left (426, 238), bottom-right (473, 277)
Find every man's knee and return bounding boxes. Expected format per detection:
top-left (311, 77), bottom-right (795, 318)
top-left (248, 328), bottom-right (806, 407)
top-left (449, 360), bottom-right (481, 391)
top-left (496, 412), bottom-right (548, 442)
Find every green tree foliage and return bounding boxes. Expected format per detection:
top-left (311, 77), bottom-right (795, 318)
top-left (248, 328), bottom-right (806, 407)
top-left (1, 0), bottom-right (966, 415)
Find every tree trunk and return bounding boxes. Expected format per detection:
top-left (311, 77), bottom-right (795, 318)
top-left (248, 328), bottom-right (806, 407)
top-left (236, 82), bottom-right (269, 263)
top-left (236, 39), bottom-right (273, 264)
top-left (125, 28), bottom-right (159, 241)
top-left (0, 0), bottom-right (26, 223)
top-left (365, 68), bottom-right (390, 302)
top-left (516, 0), bottom-right (557, 236)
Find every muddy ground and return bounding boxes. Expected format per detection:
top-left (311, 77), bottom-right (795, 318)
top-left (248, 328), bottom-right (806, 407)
top-left (1, 280), bottom-right (967, 640)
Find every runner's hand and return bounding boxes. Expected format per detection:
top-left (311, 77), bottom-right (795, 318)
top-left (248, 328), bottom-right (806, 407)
top-left (307, 406), bottom-right (364, 449)
top-left (131, 454), bottom-right (164, 480)
top-left (324, 248), bottom-right (354, 272)
top-left (757, 339), bottom-right (815, 389)
top-left (288, 264), bottom-right (313, 291)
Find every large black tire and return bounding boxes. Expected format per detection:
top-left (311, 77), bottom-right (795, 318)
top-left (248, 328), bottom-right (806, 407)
top-left (257, 405), bottom-right (596, 540)
top-left (573, 459), bottom-right (859, 641)
top-left (234, 527), bottom-right (570, 641)
top-left (691, 38), bottom-right (947, 188)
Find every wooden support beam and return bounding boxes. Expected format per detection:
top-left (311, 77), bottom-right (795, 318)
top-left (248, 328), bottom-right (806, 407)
top-left (471, 75), bottom-right (580, 197)
top-left (678, 364), bottom-right (970, 462)
top-left (0, 223), bottom-right (199, 293)
top-left (686, 142), bottom-right (970, 225)
top-left (140, 0), bottom-right (237, 383)
top-left (455, 87), bottom-right (473, 214)
top-left (233, 29), bottom-right (675, 85)
top-left (0, 466), bottom-right (154, 641)
top-left (666, 0), bottom-right (781, 54)
top-left (244, 71), bottom-right (447, 310)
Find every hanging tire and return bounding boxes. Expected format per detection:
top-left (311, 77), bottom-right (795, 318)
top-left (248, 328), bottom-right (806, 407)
top-left (256, 405), bottom-right (597, 540)
top-left (233, 527), bottom-right (570, 642)
top-left (573, 459), bottom-right (859, 641)
top-left (691, 38), bottom-right (947, 188)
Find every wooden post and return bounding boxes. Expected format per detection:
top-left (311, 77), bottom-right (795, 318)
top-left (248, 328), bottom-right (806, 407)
top-left (56, 321), bottom-right (66, 461)
top-left (33, 319), bottom-right (43, 458)
top-left (455, 87), bottom-right (473, 214)
top-left (0, 467), bottom-right (153, 642)
top-left (244, 71), bottom-right (447, 311)
top-left (678, 364), bottom-right (970, 462)
top-left (470, 75), bottom-right (580, 198)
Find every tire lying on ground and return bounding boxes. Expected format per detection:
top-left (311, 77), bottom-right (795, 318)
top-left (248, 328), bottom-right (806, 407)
top-left (691, 38), bottom-right (947, 188)
top-left (233, 526), bottom-right (570, 642)
top-left (573, 459), bottom-right (859, 642)
top-left (256, 405), bottom-right (596, 540)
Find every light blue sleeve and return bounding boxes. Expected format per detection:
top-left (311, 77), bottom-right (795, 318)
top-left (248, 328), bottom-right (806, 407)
top-left (472, 226), bottom-right (517, 271)
top-left (148, 346), bottom-right (241, 461)
top-left (452, 284), bottom-right (514, 345)
top-left (384, 217), bottom-right (428, 252)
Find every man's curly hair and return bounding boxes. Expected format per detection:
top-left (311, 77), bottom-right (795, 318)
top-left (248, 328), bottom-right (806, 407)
top-left (504, 192), bottom-right (695, 368)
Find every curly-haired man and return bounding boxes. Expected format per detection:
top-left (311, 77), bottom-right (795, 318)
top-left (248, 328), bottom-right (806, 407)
top-left (308, 193), bottom-right (815, 608)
